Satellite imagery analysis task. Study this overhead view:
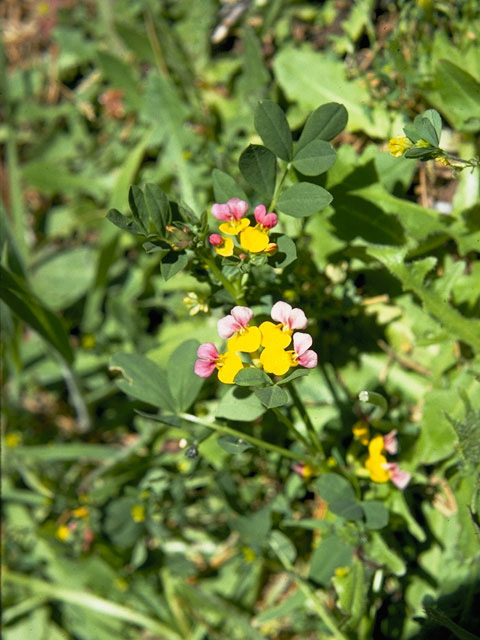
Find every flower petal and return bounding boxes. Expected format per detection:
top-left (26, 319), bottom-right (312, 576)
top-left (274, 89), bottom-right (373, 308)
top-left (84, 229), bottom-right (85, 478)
top-left (260, 347), bottom-right (294, 376)
top-left (227, 198), bottom-right (249, 220)
top-left (293, 332), bottom-right (313, 357)
top-left (217, 353), bottom-right (243, 384)
top-left (211, 203), bottom-right (231, 221)
top-left (230, 306), bottom-right (254, 328)
top-left (368, 435), bottom-right (385, 458)
top-left (384, 463), bottom-right (411, 489)
top-left (215, 237), bottom-right (234, 257)
top-left (240, 227), bottom-right (269, 253)
top-left (227, 326), bottom-right (261, 353)
top-left (288, 307), bottom-right (307, 330)
top-left (365, 453), bottom-right (390, 482)
top-left (219, 218), bottom-right (250, 235)
top-left (217, 315), bottom-right (241, 339)
top-left (297, 349), bottom-right (317, 369)
top-left (262, 212), bottom-right (278, 229)
top-left (197, 342), bottom-right (219, 361)
top-left (194, 359), bottom-right (217, 378)
top-left (254, 204), bottom-right (266, 224)
top-left (209, 233), bottom-right (222, 246)
top-left (383, 429), bottom-right (398, 455)
top-left (259, 321), bottom-right (292, 349)
top-left (271, 301), bottom-right (292, 325)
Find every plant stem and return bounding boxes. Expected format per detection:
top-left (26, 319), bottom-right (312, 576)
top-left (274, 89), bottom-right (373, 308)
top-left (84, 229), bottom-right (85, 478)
top-left (286, 382), bottom-right (324, 457)
top-left (270, 539), bottom-right (348, 640)
top-left (179, 413), bottom-right (312, 464)
top-left (271, 407), bottom-right (311, 450)
top-left (268, 164), bottom-right (290, 212)
top-left (203, 254), bottom-right (246, 305)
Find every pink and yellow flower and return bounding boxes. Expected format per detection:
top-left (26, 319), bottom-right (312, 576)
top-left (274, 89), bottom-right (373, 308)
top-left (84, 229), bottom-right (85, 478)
top-left (217, 306), bottom-right (262, 353)
top-left (240, 204), bottom-right (278, 253)
top-left (194, 342), bottom-right (243, 385)
top-left (211, 198), bottom-right (250, 235)
top-left (260, 301), bottom-right (308, 349)
top-left (209, 233), bottom-right (234, 257)
top-left (365, 435), bottom-right (411, 489)
top-left (260, 332), bottom-right (318, 376)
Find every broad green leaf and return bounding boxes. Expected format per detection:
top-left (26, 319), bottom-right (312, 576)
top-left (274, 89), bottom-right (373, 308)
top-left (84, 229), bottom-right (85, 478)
top-left (297, 103), bottom-right (348, 149)
top-left (145, 184), bottom-right (171, 232)
top-left (255, 385), bottom-right (289, 408)
top-left (128, 186), bottom-right (149, 232)
top-left (234, 368), bottom-right (272, 387)
top-left (315, 473), bottom-right (356, 503)
top-left (293, 139), bottom-right (336, 176)
top-left (276, 369), bottom-right (310, 385)
top-left (404, 147), bottom-right (436, 159)
top-left (413, 114), bottom-right (439, 147)
top-left (255, 591), bottom-right (307, 624)
top-left (274, 46), bottom-right (390, 137)
top-left (217, 436), bottom-right (254, 454)
top-left (434, 60), bottom-right (480, 132)
top-left (277, 183), bottom-right (332, 217)
top-left (30, 247), bottom-right (97, 311)
top-left (254, 100), bottom-right (293, 161)
top-left (212, 169), bottom-right (248, 203)
top-left (106, 209), bottom-right (143, 235)
top-left (0, 265), bottom-right (73, 363)
top-left (239, 145), bottom-right (276, 202)
top-left (167, 340), bottom-right (203, 412)
top-left (365, 532), bottom-right (406, 576)
top-left (361, 501), bottom-right (389, 530)
top-left (309, 535), bottom-right (354, 586)
top-left (232, 508), bottom-right (271, 545)
top-left (109, 352), bottom-right (176, 411)
top-left (269, 530), bottom-right (296, 563)
top-left (160, 252), bottom-right (189, 281)
top-left (332, 559), bottom-right (366, 627)
top-left (423, 109), bottom-right (442, 142)
top-left (216, 387), bottom-right (266, 421)
top-left (270, 234), bottom-right (297, 269)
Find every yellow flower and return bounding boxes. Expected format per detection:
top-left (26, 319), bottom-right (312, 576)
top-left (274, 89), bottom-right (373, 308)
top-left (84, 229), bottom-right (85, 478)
top-left (388, 136), bottom-right (412, 157)
top-left (131, 505), bottom-right (146, 522)
top-left (218, 306), bottom-right (262, 353)
top-left (242, 546), bottom-right (257, 563)
top-left (217, 352), bottom-right (244, 384)
top-left (259, 321), bottom-right (292, 349)
top-left (219, 218), bottom-right (250, 235)
top-left (239, 226), bottom-right (270, 253)
top-left (435, 156), bottom-right (449, 166)
top-left (260, 346), bottom-right (294, 375)
top-left (209, 234), bottom-right (234, 257)
top-left (365, 435), bottom-right (390, 483)
top-left (56, 525), bottom-right (70, 541)
top-left (72, 507), bottom-right (89, 518)
top-left (5, 433), bottom-right (21, 448)
top-left (352, 420), bottom-right (370, 446)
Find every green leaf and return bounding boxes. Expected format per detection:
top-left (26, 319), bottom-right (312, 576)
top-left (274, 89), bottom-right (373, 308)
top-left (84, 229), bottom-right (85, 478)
top-left (270, 234), bottom-right (297, 269)
top-left (361, 501), bottom-right (389, 530)
top-left (167, 340), bottom-right (203, 412)
top-left (332, 559), bottom-right (366, 627)
top-left (128, 185), bottom-right (149, 232)
top-left (217, 436), bottom-right (254, 454)
top-left (413, 114), bottom-right (439, 147)
top-left (254, 100), bottom-right (293, 161)
top-left (255, 385), bottom-right (289, 408)
top-left (212, 169), bottom-right (248, 203)
top-left (96, 50), bottom-right (140, 111)
top-left (160, 252), bottom-right (189, 281)
top-left (30, 247), bottom-right (97, 311)
top-left (433, 60), bottom-right (480, 132)
top-left (232, 508), bottom-right (271, 545)
top-left (365, 532), bottom-right (406, 576)
top-left (269, 530), bottom-right (296, 563)
top-left (239, 145), bottom-right (276, 202)
top-left (276, 369), bottom-right (310, 385)
top-left (145, 184), bottom-right (171, 232)
top-left (297, 103), bottom-right (348, 148)
top-left (404, 147), bottom-right (436, 159)
top-left (234, 368), bottom-right (272, 387)
top-left (106, 209), bottom-right (143, 235)
top-left (293, 139), bottom-right (336, 176)
top-left (309, 535), bottom-right (354, 586)
top-left (0, 265), bottom-right (73, 363)
top-left (329, 499), bottom-right (364, 521)
top-left (216, 387), bottom-right (266, 421)
top-left (423, 109), bottom-right (442, 142)
top-left (315, 473), bottom-right (363, 520)
top-left (109, 353), bottom-right (176, 411)
top-left (277, 183), bottom-right (332, 217)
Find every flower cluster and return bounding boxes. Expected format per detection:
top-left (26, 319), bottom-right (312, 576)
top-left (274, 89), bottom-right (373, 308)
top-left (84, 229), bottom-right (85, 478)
top-left (209, 198), bottom-right (278, 257)
top-left (353, 422), bottom-right (411, 489)
top-left (194, 301), bottom-right (318, 384)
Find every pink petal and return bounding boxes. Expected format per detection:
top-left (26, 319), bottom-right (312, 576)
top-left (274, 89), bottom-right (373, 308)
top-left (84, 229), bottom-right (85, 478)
top-left (262, 212), bottom-right (278, 229)
top-left (254, 204), bottom-right (266, 225)
top-left (230, 306), bottom-right (253, 329)
top-left (293, 332), bottom-right (313, 357)
top-left (194, 359), bottom-right (217, 378)
top-left (288, 307), bottom-right (307, 330)
top-left (211, 203), bottom-right (231, 221)
top-left (383, 463), bottom-right (411, 490)
top-left (227, 198), bottom-right (249, 220)
top-left (209, 233), bottom-right (222, 246)
top-left (297, 350), bottom-right (318, 368)
top-left (197, 342), bottom-right (219, 361)
top-left (383, 429), bottom-right (398, 455)
top-left (217, 315), bottom-right (240, 339)
top-left (271, 301), bottom-right (292, 325)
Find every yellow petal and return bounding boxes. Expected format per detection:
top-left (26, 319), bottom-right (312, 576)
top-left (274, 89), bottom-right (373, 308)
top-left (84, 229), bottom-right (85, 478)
top-left (215, 237), bottom-right (234, 257)
top-left (219, 219), bottom-right (250, 236)
top-left (240, 226), bottom-right (269, 253)
top-left (260, 347), bottom-right (294, 376)
top-left (365, 453), bottom-right (390, 483)
top-left (218, 353), bottom-right (243, 384)
top-left (259, 321), bottom-right (292, 349)
top-left (368, 435), bottom-right (385, 458)
top-left (227, 326), bottom-right (261, 353)
top-left (352, 421), bottom-right (370, 446)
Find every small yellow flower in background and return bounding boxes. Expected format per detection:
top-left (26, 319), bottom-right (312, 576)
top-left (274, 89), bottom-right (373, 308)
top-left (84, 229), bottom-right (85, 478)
top-left (72, 507), bottom-right (89, 518)
top-left (131, 504), bottom-right (146, 523)
top-left (435, 156), bottom-right (449, 166)
top-left (242, 546), bottom-right (257, 563)
top-left (56, 525), bottom-right (70, 541)
top-left (5, 433), bottom-right (21, 448)
top-left (115, 578), bottom-right (128, 591)
top-left (81, 334), bottom-right (96, 349)
top-left (352, 420), bottom-right (370, 446)
top-left (292, 462), bottom-right (316, 479)
top-left (334, 567), bottom-right (350, 578)
top-left (183, 292), bottom-right (209, 316)
top-left (365, 435), bottom-right (390, 483)
top-left (327, 456), bottom-right (337, 468)
top-left (416, 138), bottom-right (431, 148)
top-left (388, 136), bottom-right (412, 158)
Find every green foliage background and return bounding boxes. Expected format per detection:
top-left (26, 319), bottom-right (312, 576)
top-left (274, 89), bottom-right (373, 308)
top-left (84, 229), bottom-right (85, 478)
top-left (2, 1), bottom-right (480, 639)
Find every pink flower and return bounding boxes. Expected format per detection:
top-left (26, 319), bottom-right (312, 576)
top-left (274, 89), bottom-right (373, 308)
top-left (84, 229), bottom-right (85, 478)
top-left (217, 306), bottom-right (254, 339)
top-left (209, 233), bottom-right (223, 246)
top-left (212, 198), bottom-right (249, 221)
top-left (194, 343), bottom-right (220, 378)
top-left (293, 333), bottom-right (318, 368)
top-left (383, 429), bottom-right (398, 455)
top-left (383, 463), bottom-right (411, 490)
top-left (254, 204), bottom-right (278, 229)
top-left (271, 301), bottom-right (308, 331)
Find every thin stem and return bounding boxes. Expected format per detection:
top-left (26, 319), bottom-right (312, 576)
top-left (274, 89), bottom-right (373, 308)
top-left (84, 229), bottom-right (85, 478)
top-left (271, 407), bottom-right (311, 450)
top-left (203, 254), bottom-right (246, 305)
top-left (58, 357), bottom-right (92, 433)
top-left (179, 413), bottom-right (312, 464)
top-left (268, 164), bottom-right (290, 212)
top-left (286, 382), bottom-right (324, 457)
top-left (270, 539), bottom-right (348, 640)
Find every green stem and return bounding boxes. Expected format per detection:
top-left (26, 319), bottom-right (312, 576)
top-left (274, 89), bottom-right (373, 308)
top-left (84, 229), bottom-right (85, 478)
top-left (203, 254), bottom-right (246, 305)
top-left (270, 539), bottom-right (348, 640)
top-left (286, 382), bottom-right (324, 457)
top-left (179, 413), bottom-right (312, 464)
top-left (58, 357), bottom-right (92, 433)
top-left (268, 164), bottom-right (290, 212)
top-left (271, 407), bottom-right (311, 450)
